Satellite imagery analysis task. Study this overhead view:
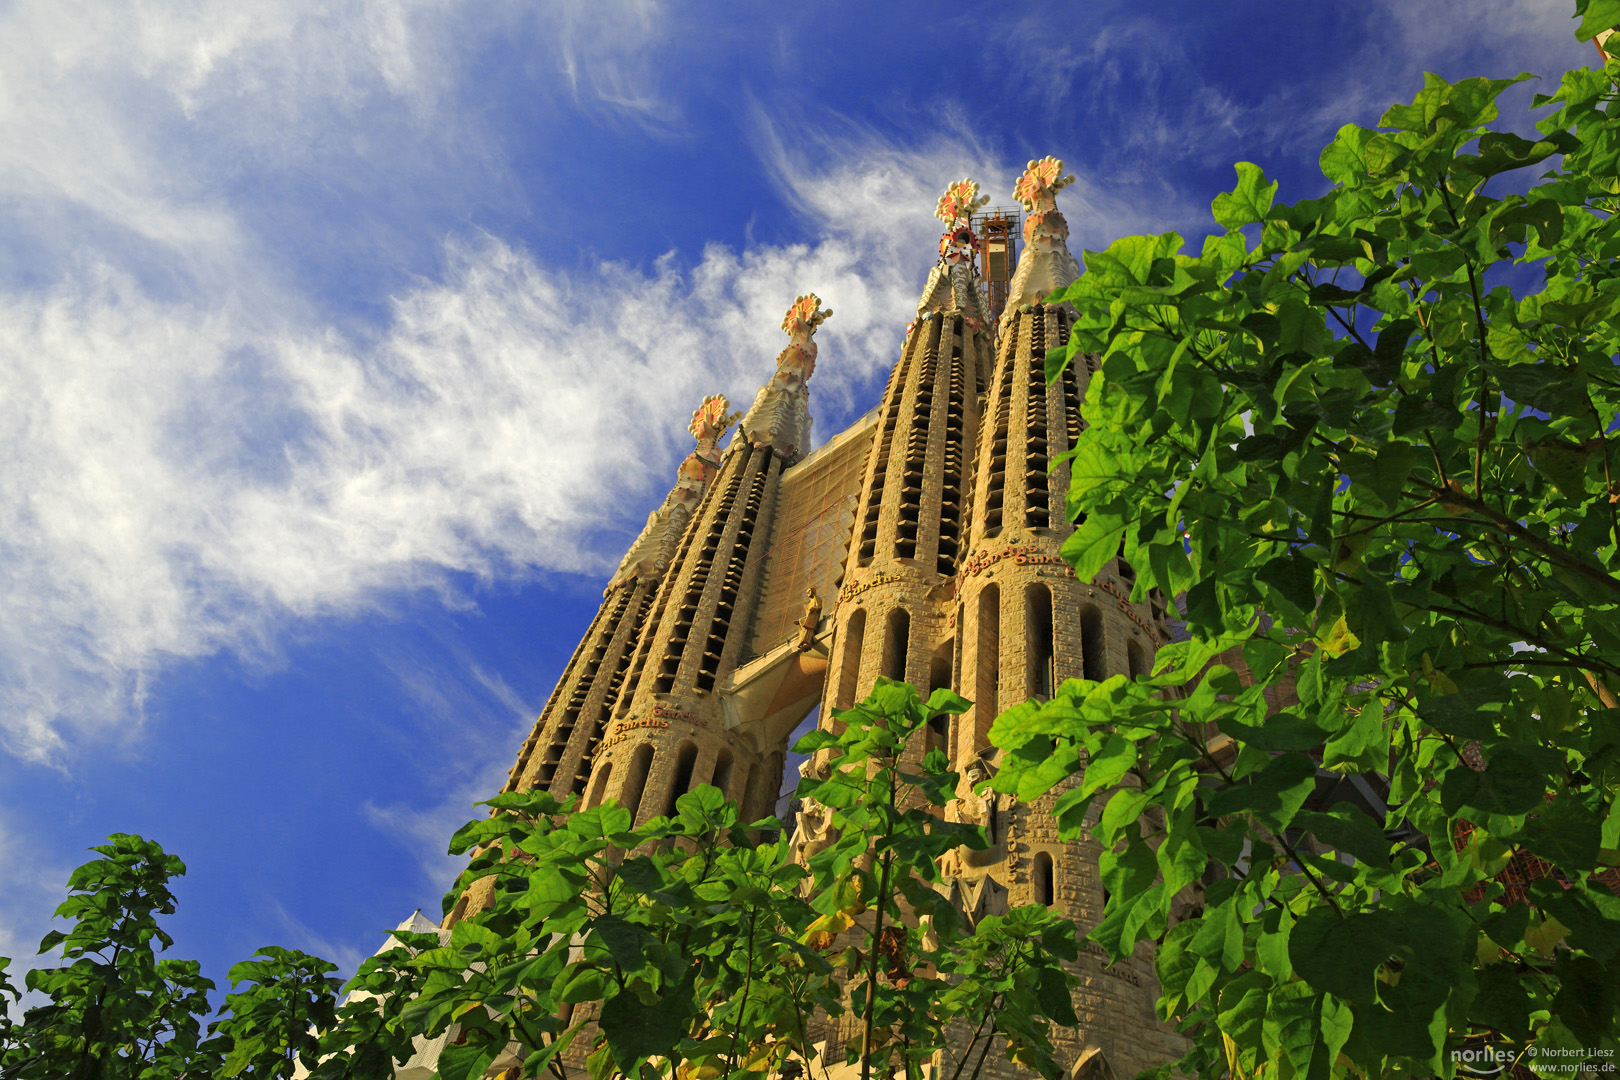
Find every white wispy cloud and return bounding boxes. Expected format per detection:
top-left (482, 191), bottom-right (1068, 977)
top-left (0, 0), bottom-right (826, 759)
top-left (0, 814), bottom-right (71, 1006)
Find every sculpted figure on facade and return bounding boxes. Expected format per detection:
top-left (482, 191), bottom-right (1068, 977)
top-left (917, 178), bottom-right (991, 330)
top-left (1004, 156), bottom-right (1082, 318)
top-left (789, 759), bottom-right (837, 872)
top-left (739, 293), bottom-right (831, 465)
top-left (605, 394), bottom-right (736, 594)
top-left (793, 587), bottom-right (823, 651)
top-left (951, 751), bottom-right (998, 828)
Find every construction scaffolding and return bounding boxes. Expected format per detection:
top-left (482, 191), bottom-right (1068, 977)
top-left (973, 207), bottom-right (1022, 325)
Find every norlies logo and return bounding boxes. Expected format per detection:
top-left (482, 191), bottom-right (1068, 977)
top-left (1451, 1044), bottom-right (1512, 1077)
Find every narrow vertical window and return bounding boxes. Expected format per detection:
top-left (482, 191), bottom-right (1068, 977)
top-left (928, 644), bottom-right (952, 696)
top-left (1081, 605), bottom-right (1105, 682)
top-left (1127, 639), bottom-right (1146, 680)
top-left (883, 607), bottom-right (911, 682)
top-left (734, 761), bottom-right (756, 817)
top-left (975, 586), bottom-right (1000, 725)
top-left (927, 642), bottom-right (953, 757)
top-left (622, 744), bottom-right (655, 822)
top-left (1033, 851), bottom-right (1055, 907)
top-left (1026, 584), bottom-right (1054, 700)
top-left (664, 741), bottom-right (699, 817)
top-left (835, 608), bottom-right (867, 710)
top-left (585, 762), bottom-right (612, 808)
top-left (710, 748), bottom-right (734, 801)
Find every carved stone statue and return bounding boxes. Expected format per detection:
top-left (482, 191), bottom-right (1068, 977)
top-left (788, 759), bottom-right (836, 870)
top-left (1003, 156), bottom-right (1082, 320)
top-left (950, 752), bottom-right (997, 829)
top-left (738, 294), bottom-right (831, 465)
top-left (793, 587), bottom-right (823, 651)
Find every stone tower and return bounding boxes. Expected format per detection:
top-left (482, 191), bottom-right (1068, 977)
top-left (488, 162), bottom-right (1183, 1075)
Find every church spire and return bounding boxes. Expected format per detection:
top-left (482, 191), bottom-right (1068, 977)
top-left (1003, 156), bottom-right (1082, 321)
top-left (916, 178), bottom-right (992, 331)
top-left (737, 293), bottom-right (832, 466)
top-left (605, 394), bottom-right (738, 594)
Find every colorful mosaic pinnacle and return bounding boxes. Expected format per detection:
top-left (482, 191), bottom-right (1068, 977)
top-left (934, 177), bottom-right (989, 226)
top-left (781, 293), bottom-right (832, 339)
top-left (934, 179), bottom-right (988, 266)
top-left (687, 393), bottom-right (738, 447)
top-left (1012, 156), bottom-right (1075, 213)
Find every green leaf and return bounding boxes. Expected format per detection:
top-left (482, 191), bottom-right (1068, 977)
top-left (1576, 0), bottom-right (1620, 41)
top-left (1060, 512), bottom-right (1128, 584)
top-left (599, 984), bottom-right (695, 1070)
top-left (1035, 963), bottom-right (1078, 1027)
top-left (1212, 163), bottom-right (1279, 229)
top-left (1290, 908), bottom-right (1392, 1005)
top-left (1439, 748), bottom-right (1549, 817)
top-left (1202, 753), bottom-right (1319, 831)
top-left (435, 1042), bottom-right (498, 1080)
top-left (1261, 982), bottom-right (1318, 1073)
top-left (1256, 555), bottom-right (1315, 620)
top-left (1293, 807), bottom-right (1392, 871)
top-left (1517, 793), bottom-right (1602, 873)
top-left (1320, 124), bottom-right (1378, 186)
top-left (1215, 970), bottom-right (1271, 1075)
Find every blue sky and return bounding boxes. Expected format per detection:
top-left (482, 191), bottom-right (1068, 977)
top-left (0, 0), bottom-right (1599, 995)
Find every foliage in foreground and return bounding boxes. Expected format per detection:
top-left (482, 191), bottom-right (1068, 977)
top-left (0, 683), bottom-right (1079, 1080)
top-left (1012, 17), bottom-right (1620, 1079)
top-left (419, 680), bottom-right (1076, 1080)
top-left (0, 833), bottom-right (423, 1080)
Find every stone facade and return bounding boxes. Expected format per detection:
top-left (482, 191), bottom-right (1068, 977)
top-left (479, 164), bottom-right (1188, 1076)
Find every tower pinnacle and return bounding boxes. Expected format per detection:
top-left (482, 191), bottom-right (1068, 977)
top-left (1003, 156), bottom-right (1082, 321)
top-left (737, 293), bottom-right (832, 466)
top-left (917, 178), bottom-right (992, 330)
top-left (605, 394), bottom-right (738, 594)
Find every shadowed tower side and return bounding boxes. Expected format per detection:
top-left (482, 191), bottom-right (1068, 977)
top-left (587, 296), bottom-right (834, 828)
top-left (502, 394), bottom-right (740, 802)
top-left (818, 180), bottom-right (994, 771)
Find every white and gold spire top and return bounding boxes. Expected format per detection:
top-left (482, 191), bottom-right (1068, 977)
top-left (916, 178), bottom-right (991, 330)
top-left (1003, 156), bottom-right (1082, 321)
top-left (606, 394), bottom-right (739, 593)
top-left (737, 293), bottom-right (831, 466)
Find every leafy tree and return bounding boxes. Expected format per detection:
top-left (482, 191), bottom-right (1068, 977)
top-left (405, 679), bottom-right (1080, 1080)
top-left (0, 834), bottom-right (216, 1080)
top-left (1003, 11), bottom-right (1620, 1077)
top-left (203, 946), bottom-right (343, 1078)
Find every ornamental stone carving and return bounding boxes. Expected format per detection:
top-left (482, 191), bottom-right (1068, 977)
top-left (605, 394), bottom-right (737, 594)
top-left (917, 178), bottom-right (992, 330)
top-left (738, 294), bottom-right (831, 465)
top-left (1004, 156), bottom-right (1082, 319)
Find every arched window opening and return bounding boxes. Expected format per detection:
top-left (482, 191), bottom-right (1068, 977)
top-left (975, 586), bottom-right (1000, 727)
top-left (1127, 639), bottom-right (1146, 680)
top-left (1033, 850), bottom-right (1055, 907)
top-left (710, 748), bottom-right (734, 801)
top-left (835, 609), bottom-right (867, 711)
top-left (1026, 584), bottom-right (1055, 699)
top-left (928, 643), bottom-right (953, 697)
top-left (622, 744), bottom-right (655, 823)
top-left (664, 741), bottom-right (699, 817)
top-left (1080, 605), bottom-right (1106, 682)
top-left (585, 762), bottom-right (613, 808)
top-left (882, 607), bottom-right (911, 683)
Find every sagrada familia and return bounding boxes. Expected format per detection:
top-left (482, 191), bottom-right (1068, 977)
top-left (406, 158), bottom-right (1188, 1078)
